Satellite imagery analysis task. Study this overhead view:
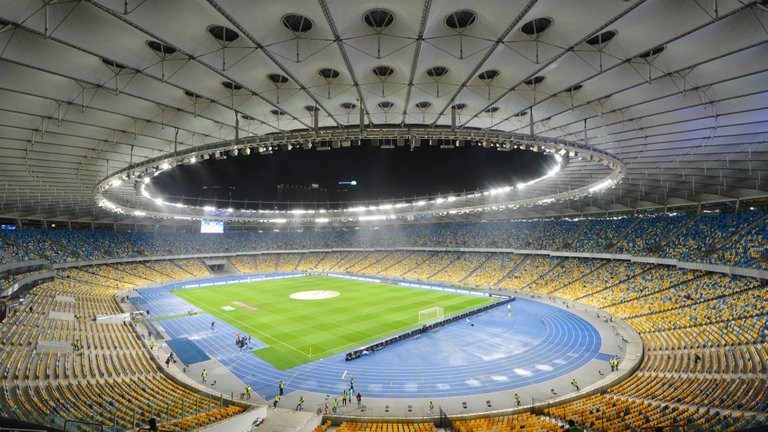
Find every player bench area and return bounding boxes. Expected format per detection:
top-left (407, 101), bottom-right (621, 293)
top-left (344, 296), bottom-right (515, 361)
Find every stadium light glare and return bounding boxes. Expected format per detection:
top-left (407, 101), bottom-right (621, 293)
top-left (436, 197), bottom-right (446, 204)
top-left (160, 162), bottom-right (171, 170)
top-left (134, 211), bottom-right (146, 216)
top-left (203, 205), bottom-right (216, 211)
top-left (272, 218), bottom-right (287, 223)
top-left (315, 218), bottom-right (329, 223)
top-left (359, 214), bottom-right (387, 221)
top-left (415, 200), bottom-right (427, 206)
top-left (589, 179), bottom-right (613, 193)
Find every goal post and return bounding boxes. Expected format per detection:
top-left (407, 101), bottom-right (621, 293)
top-left (418, 306), bottom-right (445, 324)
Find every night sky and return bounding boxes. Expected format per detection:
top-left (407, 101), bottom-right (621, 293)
top-left (151, 144), bottom-right (554, 207)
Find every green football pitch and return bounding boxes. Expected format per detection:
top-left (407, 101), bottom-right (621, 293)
top-left (171, 275), bottom-right (495, 370)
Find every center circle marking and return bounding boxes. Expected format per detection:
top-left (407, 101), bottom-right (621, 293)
top-left (289, 290), bottom-right (340, 300)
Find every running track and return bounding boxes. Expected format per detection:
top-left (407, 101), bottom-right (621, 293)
top-left (140, 278), bottom-right (607, 399)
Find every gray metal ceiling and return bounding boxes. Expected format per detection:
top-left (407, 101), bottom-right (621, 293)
top-left (0, 0), bottom-right (767, 225)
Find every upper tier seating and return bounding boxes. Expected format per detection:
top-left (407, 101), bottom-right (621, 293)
top-left (1, 209), bottom-right (765, 270)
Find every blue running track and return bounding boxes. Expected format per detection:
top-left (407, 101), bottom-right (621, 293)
top-left (140, 281), bottom-right (604, 400)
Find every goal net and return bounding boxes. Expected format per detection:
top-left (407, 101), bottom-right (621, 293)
top-left (418, 307), bottom-right (445, 324)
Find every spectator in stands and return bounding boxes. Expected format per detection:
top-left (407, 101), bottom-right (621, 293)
top-left (567, 419), bottom-right (583, 432)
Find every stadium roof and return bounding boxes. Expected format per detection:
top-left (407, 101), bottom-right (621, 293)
top-left (0, 0), bottom-right (767, 225)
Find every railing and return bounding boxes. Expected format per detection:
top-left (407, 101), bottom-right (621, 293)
top-left (0, 270), bottom-right (55, 297)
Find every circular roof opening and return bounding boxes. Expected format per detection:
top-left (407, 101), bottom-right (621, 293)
top-left (150, 144), bottom-right (556, 209)
top-left (101, 58), bottom-right (128, 69)
top-left (427, 66), bottom-right (449, 78)
top-left (222, 81), bottom-right (243, 91)
top-left (281, 14), bottom-right (313, 34)
top-left (267, 73), bottom-right (290, 85)
top-left (378, 101), bottom-right (394, 110)
top-left (445, 10), bottom-right (477, 30)
top-left (484, 106), bottom-right (500, 114)
top-left (520, 17), bottom-right (553, 36)
top-left (638, 45), bottom-right (666, 59)
top-left (513, 110), bottom-right (529, 117)
top-left (524, 76), bottom-right (545, 86)
top-left (477, 69), bottom-right (500, 81)
top-left (241, 114), bottom-right (255, 121)
top-left (340, 102), bottom-right (357, 110)
top-left (452, 103), bottom-right (467, 110)
top-left (585, 30), bottom-right (617, 46)
top-left (363, 9), bottom-right (395, 30)
top-left (147, 40), bottom-right (177, 55)
top-left (184, 90), bottom-right (202, 99)
top-left (372, 66), bottom-right (394, 78)
top-left (564, 84), bottom-right (583, 93)
top-left (318, 68), bottom-right (340, 80)
top-left (207, 24), bottom-right (240, 42)
top-left (415, 101), bottom-right (432, 110)
top-left (304, 105), bottom-right (320, 112)
top-left (271, 109), bottom-right (286, 116)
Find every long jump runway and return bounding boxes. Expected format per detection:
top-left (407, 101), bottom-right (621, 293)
top-left (154, 295), bottom-right (607, 400)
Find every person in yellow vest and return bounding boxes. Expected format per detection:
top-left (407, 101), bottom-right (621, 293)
top-left (514, 393), bottom-right (521, 406)
top-left (201, 369), bottom-right (207, 383)
top-left (273, 394), bottom-right (280, 410)
top-left (428, 400), bottom-right (434, 414)
top-left (332, 398), bottom-right (338, 413)
top-left (570, 378), bottom-right (579, 391)
top-left (296, 396), bottom-right (304, 411)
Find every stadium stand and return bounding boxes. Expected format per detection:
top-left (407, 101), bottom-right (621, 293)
top-left (453, 412), bottom-right (562, 432)
top-left (430, 252), bottom-right (488, 283)
top-left (614, 213), bottom-right (694, 256)
top-left (498, 255), bottom-right (562, 290)
top-left (335, 422), bottom-right (437, 432)
top-left (1, 210), bottom-right (768, 431)
top-left (563, 217), bottom-right (635, 253)
top-left (0, 277), bottom-right (243, 430)
top-left (657, 212), bottom-right (766, 262)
